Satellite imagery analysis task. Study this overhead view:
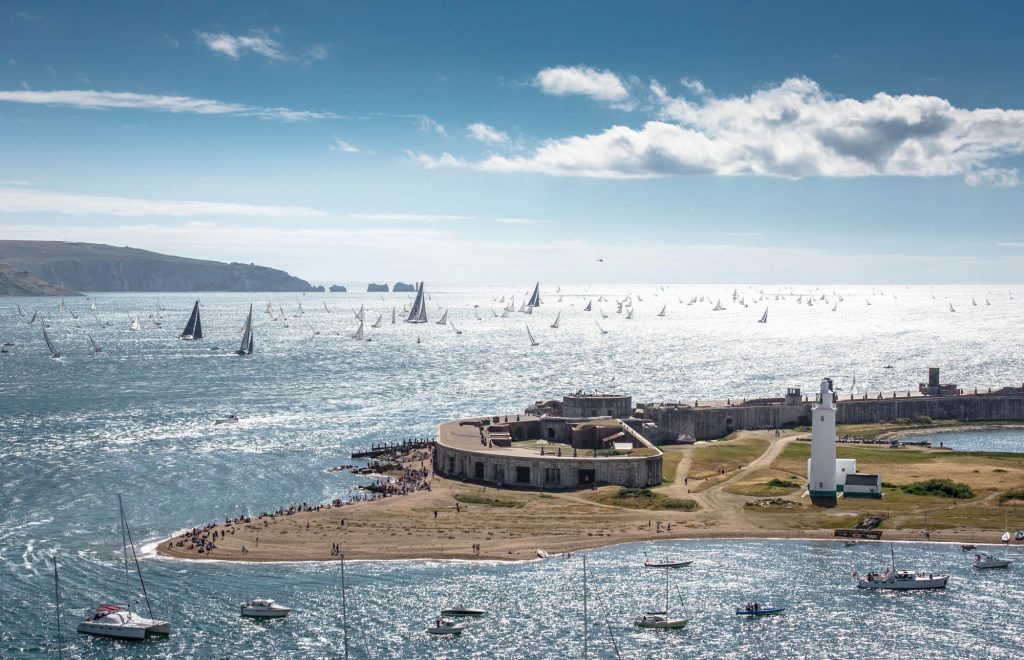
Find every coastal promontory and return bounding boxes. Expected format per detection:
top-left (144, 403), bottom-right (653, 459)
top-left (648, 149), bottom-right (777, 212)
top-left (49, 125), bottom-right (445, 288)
top-left (0, 241), bottom-right (319, 293)
top-left (393, 281), bottom-right (416, 292)
top-left (0, 261), bottom-right (80, 296)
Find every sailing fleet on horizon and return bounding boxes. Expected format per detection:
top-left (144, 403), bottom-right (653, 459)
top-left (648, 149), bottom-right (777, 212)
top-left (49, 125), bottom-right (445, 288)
top-left (3, 282), bottom-right (1022, 361)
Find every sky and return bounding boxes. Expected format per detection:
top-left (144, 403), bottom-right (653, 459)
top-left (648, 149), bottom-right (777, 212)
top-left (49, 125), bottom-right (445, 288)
top-left (2, 1), bottom-right (1024, 285)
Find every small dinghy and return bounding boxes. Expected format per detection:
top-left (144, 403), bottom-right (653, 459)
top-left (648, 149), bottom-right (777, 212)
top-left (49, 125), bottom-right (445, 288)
top-left (736, 603), bottom-right (785, 617)
top-left (634, 611), bottom-right (688, 629)
top-left (215, 414), bottom-right (240, 425)
top-left (426, 617), bottom-right (464, 635)
top-left (240, 598), bottom-right (292, 618)
top-left (440, 607), bottom-right (486, 617)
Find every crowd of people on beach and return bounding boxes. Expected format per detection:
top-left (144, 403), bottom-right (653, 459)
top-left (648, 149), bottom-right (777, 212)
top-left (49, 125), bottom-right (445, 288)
top-left (167, 447), bottom-right (433, 555)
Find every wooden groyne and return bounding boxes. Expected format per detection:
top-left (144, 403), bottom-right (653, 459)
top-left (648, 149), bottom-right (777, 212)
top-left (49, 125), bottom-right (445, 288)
top-left (351, 438), bottom-right (435, 459)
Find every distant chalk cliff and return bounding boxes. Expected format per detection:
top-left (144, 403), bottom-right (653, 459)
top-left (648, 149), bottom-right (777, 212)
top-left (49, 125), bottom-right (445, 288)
top-left (0, 241), bottom-right (319, 293)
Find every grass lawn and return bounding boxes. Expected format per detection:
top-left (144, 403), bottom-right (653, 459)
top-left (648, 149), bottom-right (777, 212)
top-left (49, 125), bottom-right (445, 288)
top-left (582, 487), bottom-right (697, 511)
top-left (725, 468), bottom-right (803, 497)
top-left (689, 436), bottom-right (770, 480)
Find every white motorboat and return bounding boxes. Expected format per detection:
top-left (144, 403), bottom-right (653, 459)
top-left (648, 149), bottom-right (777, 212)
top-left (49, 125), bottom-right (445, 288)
top-left (78, 605), bottom-right (171, 640)
top-left (634, 611), bottom-right (688, 629)
top-left (973, 553), bottom-right (1012, 569)
top-left (240, 598), bottom-right (292, 618)
top-left (215, 414), bottom-right (240, 425)
top-left (426, 617), bottom-right (464, 635)
top-left (440, 606), bottom-right (486, 617)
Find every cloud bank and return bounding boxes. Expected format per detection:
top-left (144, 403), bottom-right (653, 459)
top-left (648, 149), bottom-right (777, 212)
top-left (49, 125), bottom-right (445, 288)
top-left (0, 188), bottom-right (326, 217)
top-left (418, 75), bottom-right (1024, 185)
top-left (0, 89), bottom-right (336, 121)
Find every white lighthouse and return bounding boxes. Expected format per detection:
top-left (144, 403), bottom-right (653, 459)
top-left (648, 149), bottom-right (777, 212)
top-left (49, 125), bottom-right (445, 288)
top-left (808, 378), bottom-right (838, 506)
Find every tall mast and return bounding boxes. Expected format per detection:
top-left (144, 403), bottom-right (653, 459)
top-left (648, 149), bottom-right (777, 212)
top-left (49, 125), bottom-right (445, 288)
top-left (340, 553), bottom-right (349, 660)
top-left (582, 554), bottom-right (588, 659)
top-left (53, 556), bottom-right (64, 660)
top-left (121, 495), bottom-right (154, 617)
top-left (119, 494), bottom-right (131, 613)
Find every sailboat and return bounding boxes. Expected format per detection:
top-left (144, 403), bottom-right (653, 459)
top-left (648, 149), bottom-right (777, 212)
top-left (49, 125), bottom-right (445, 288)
top-left (758, 308), bottom-right (768, 324)
top-left (405, 282), bottom-right (428, 323)
top-left (29, 311), bottom-right (38, 324)
top-left (526, 324), bottom-right (539, 347)
top-left (88, 333), bottom-right (102, 353)
top-left (43, 327), bottom-right (61, 359)
top-left (625, 307), bottom-right (634, 320)
top-left (527, 282), bottom-right (542, 308)
top-left (449, 321), bottom-right (462, 335)
top-left (236, 305), bottom-right (254, 356)
top-left (832, 302), bottom-right (838, 312)
top-left (352, 320), bottom-right (365, 341)
top-left (986, 298), bottom-right (991, 305)
top-left (597, 322), bottom-right (608, 335)
top-left (266, 302), bottom-right (274, 316)
top-left (551, 311), bottom-right (561, 329)
top-left (972, 298), bottom-right (977, 306)
top-left (130, 316), bottom-right (141, 332)
top-left (657, 305), bottom-right (666, 317)
top-left (712, 300), bottom-right (725, 311)
top-left (949, 302), bottom-right (956, 313)
top-left (180, 301), bottom-right (202, 340)
top-left (17, 303), bottom-right (24, 316)
top-left (634, 573), bottom-right (688, 629)
top-left (583, 300), bottom-right (592, 312)
top-left (368, 313), bottom-right (382, 329)
top-left (391, 307), bottom-right (397, 324)
top-left (78, 495), bottom-right (170, 639)
top-left (436, 309), bottom-right (449, 325)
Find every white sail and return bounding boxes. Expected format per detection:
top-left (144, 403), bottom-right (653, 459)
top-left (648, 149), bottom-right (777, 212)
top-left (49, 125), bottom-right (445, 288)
top-left (352, 320), bottom-right (365, 340)
top-left (949, 302), bottom-right (956, 312)
top-left (758, 308), bottom-right (768, 323)
top-left (437, 309), bottom-right (449, 325)
top-left (450, 321), bottom-right (462, 335)
top-left (130, 316), bottom-right (141, 331)
top-left (266, 302), bottom-right (274, 315)
top-left (526, 324), bottom-right (539, 346)
top-left (583, 300), bottom-right (592, 312)
top-left (712, 300), bottom-right (725, 311)
top-left (657, 305), bottom-right (666, 317)
top-left (551, 311), bottom-right (561, 329)
top-left (371, 314), bottom-right (383, 328)
top-left (237, 304), bottom-right (254, 355)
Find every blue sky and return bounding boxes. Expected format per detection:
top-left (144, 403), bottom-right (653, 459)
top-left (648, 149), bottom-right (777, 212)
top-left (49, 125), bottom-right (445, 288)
top-left (2, 1), bottom-right (1023, 284)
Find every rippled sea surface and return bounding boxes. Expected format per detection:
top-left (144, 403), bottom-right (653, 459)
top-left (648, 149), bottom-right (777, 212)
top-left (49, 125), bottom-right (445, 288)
top-left (2, 285), bottom-right (1023, 658)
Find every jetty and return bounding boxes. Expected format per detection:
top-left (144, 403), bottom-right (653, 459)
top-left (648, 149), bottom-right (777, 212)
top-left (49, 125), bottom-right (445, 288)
top-left (351, 438), bottom-right (435, 459)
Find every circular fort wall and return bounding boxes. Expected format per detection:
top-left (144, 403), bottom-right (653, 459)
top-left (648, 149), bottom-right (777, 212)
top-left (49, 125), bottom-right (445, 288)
top-left (434, 422), bottom-right (661, 490)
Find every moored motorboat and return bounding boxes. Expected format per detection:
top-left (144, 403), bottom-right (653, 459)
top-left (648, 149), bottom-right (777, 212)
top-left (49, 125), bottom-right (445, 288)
top-left (973, 553), bottom-right (1012, 569)
top-left (856, 546), bottom-right (948, 590)
top-left (440, 606), bottom-right (486, 617)
top-left (644, 552), bottom-right (692, 568)
top-left (426, 617), bottom-right (464, 635)
top-left (240, 598), bottom-right (292, 618)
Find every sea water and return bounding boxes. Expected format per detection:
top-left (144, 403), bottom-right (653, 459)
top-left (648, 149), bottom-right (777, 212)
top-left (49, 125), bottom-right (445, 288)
top-left (2, 285), bottom-right (1022, 658)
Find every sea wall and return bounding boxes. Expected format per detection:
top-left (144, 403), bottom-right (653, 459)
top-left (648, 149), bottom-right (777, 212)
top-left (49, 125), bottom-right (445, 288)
top-left (645, 394), bottom-right (1024, 441)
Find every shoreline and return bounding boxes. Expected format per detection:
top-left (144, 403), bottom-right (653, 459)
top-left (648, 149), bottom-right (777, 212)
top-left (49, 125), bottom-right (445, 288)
top-left (156, 428), bottom-right (1024, 565)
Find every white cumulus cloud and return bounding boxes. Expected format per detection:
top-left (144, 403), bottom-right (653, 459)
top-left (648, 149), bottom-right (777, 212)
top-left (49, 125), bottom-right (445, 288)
top-left (0, 89), bottom-right (336, 121)
top-left (418, 76), bottom-right (1024, 185)
top-left (466, 122), bottom-right (509, 144)
top-left (196, 30), bottom-right (285, 61)
top-left (534, 65), bottom-right (629, 103)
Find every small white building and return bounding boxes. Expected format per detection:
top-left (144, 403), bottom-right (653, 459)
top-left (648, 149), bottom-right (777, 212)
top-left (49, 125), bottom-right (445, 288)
top-left (844, 473), bottom-right (882, 498)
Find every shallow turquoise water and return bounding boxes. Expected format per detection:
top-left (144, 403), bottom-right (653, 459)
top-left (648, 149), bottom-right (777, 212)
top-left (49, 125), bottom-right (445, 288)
top-left (2, 286), bottom-right (1023, 657)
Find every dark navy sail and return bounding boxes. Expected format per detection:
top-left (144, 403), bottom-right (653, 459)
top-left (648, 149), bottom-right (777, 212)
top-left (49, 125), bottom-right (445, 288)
top-left (405, 282), bottom-right (428, 323)
top-left (527, 282), bottom-right (541, 307)
top-left (236, 304), bottom-right (254, 355)
top-left (180, 300), bottom-right (203, 340)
